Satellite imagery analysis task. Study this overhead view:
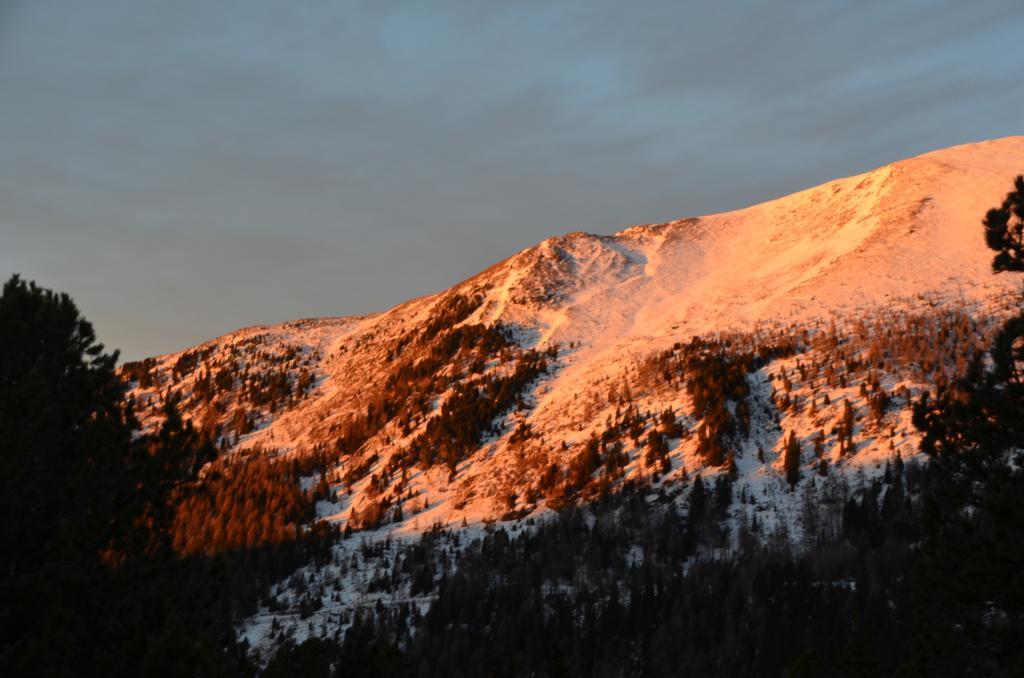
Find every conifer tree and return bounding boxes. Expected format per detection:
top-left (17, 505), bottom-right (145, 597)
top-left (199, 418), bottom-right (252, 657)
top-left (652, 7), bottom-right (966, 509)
top-left (908, 175), bottom-right (1024, 675)
top-left (783, 432), bottom-right (801, 487)
top-left (0, 275), bottom-right (133, 575)
top-left (0, 275), bottom-right (237, 675)
top-left (984, 174), bottom-right (1024, 273)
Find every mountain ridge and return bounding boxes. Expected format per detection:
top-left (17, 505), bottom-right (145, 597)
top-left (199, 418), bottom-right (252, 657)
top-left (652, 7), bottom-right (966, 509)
top-left (123, 135), bottom-right (1022, 539)
top-left (144, 135), bottom-right (1023, 364)
top-left (114, 135), bottom-right (1024, 657)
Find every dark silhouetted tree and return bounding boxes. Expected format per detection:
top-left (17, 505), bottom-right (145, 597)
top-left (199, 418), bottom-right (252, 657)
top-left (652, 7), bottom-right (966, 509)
top-left (0, 275), bottom-right (135, 576)
top-left (983, 174), bottom-right (1024, 273)
top-left (0, 275), bottom-right (240, 677)
top-left (908, 175), bottom-right (1024, 676)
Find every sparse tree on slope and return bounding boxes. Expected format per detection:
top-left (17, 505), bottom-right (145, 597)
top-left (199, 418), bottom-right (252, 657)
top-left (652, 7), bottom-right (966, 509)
top-left (783, 431), bottom-right (801, 487)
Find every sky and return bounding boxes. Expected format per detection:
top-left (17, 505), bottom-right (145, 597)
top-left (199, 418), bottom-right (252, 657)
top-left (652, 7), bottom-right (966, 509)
top-left (1, 1), bottom-right (1022, 361)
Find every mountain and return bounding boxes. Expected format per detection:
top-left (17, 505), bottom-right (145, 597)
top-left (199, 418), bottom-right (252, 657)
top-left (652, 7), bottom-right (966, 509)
top-left (123, 137), bottom-right (1019, 532)
top-left (119, 136), bottom-right (1022, 652)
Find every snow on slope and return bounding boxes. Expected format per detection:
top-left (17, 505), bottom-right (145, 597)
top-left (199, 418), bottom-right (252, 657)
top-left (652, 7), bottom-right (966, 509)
top-left (468, 135), bottom-right (1021, 337)
top-left (125, 136), bottom-right (1023, 536)
top-left (118, 136), bottom-right (1022, 658)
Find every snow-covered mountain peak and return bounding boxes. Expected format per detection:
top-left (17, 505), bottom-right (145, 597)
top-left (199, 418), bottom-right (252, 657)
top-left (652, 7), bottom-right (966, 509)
top-left (124, 135), bottom-right (1023, 544)
top-left (421, 136), bottom-right (1021, 357)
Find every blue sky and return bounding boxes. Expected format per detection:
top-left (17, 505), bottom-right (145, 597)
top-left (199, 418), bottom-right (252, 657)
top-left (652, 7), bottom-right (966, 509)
top-left (2, 0), bottom-right (1022, 360)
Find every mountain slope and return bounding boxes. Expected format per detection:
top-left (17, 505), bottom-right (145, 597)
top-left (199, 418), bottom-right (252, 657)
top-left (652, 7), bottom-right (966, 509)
top-left (123, 135), bottom-right (1023, 539)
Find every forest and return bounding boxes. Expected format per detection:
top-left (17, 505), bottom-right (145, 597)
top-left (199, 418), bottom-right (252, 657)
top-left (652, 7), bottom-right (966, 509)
top-left (1, 177), bottom-right (1023, 676)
